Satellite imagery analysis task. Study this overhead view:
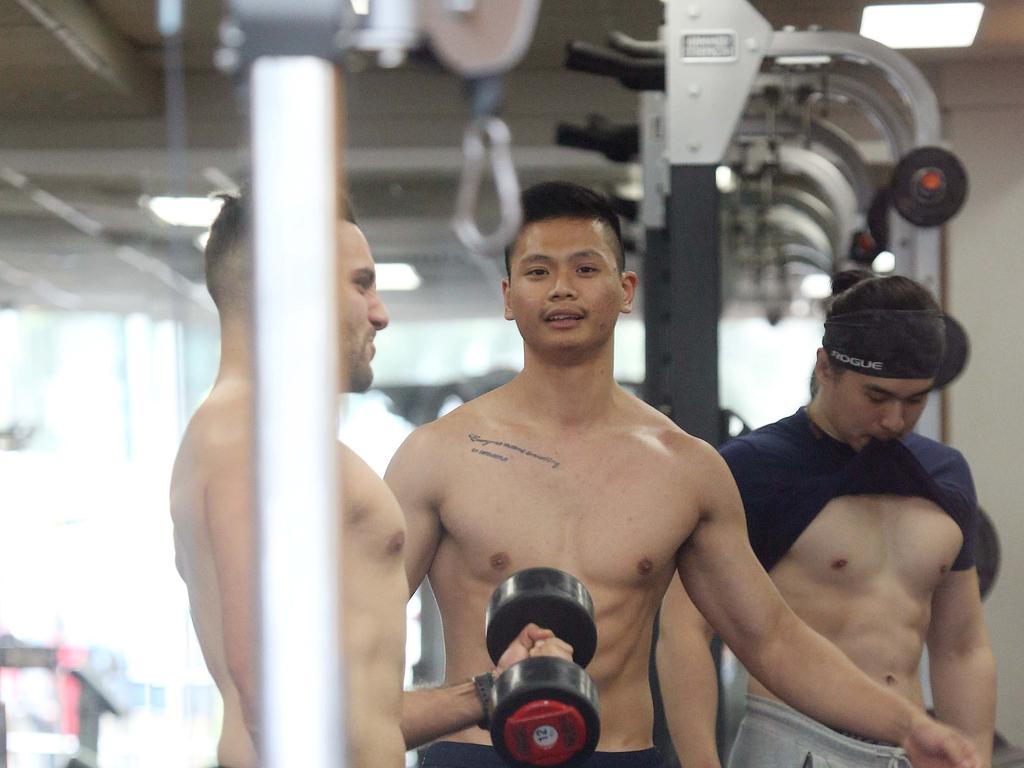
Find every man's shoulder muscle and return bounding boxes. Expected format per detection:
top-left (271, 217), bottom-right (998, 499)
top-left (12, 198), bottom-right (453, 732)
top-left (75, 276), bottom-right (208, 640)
top-left (615, 392), bottom-right (683, 441)
top-left (613, 401), bottom-right (727, 514)
top-left (340, 443), bottom-right (402, 519)
top-left (389, 399), bottom-right (489, 472)
top-left (185, 388), bottom-right (251, 464)
top-left (172, 398), bottom-right (250, 520)
top-left (384, 414), bottom-right (457, 517)
top-left (628, 400), bottom-right (718, 467)
top-left (340, 441), bottom-right (380, 487)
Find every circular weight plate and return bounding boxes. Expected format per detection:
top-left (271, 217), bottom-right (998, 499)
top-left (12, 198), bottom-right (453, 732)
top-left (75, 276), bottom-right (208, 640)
top-left (848, 228), bottom-right (881, 266)
top-left (491, 657), bottom-right (600, 768)
top-left (976, 506), bottom-right (1001, 601)
top-left (891, 146), bottom-right (968, 227)
top-left (486, 568), bottom-right (597, 667)
top-left (934, 314), bottom-right (970, 388)
top-left (421, 0), bottom-right (541, 78)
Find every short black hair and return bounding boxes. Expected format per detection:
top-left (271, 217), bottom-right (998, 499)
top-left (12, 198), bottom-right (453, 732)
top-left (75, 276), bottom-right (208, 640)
top-left (828, 269), bottom-right (939, 318)
top-left (504, 181), bottom-right (624, 275)
top-left (203, 188), bottom-right (357, 316)
top-left (204, 192), bottom-right (249, 315)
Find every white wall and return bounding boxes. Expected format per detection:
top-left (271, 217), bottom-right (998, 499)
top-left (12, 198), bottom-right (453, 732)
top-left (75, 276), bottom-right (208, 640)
top-left (941, 59), bottom-right (1024, 745)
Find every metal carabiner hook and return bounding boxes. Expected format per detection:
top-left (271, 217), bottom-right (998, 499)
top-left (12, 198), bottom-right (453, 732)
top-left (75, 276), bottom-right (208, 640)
top-left (452, 115), bottom-right (523, 256)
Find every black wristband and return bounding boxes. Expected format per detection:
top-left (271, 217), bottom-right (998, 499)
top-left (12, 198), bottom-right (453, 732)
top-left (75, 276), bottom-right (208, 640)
top-left (472, 672), bottom-right (494, 729)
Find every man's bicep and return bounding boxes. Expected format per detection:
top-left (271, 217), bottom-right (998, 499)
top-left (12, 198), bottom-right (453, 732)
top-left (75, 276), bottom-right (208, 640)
top-left (927, 568), bottom-right (988, 655)
top-left (385, 431), bottom-right (443, 594)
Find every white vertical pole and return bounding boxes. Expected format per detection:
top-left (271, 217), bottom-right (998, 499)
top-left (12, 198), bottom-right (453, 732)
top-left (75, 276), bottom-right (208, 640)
top-left (251, 56), bottom-right (344, 768)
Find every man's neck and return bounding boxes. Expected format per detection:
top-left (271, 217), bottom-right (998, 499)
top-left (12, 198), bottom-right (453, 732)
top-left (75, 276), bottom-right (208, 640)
top-left (512, 345), bottom-right (619, 427)
top-left (214, 321), bottom-right (353, 397)
top-left (214, 322), bottom-right (253, 388)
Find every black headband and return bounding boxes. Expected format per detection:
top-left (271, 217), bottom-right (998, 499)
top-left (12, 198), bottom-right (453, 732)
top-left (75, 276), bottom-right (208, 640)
top-left (823, 309), bottom-right (946, 380)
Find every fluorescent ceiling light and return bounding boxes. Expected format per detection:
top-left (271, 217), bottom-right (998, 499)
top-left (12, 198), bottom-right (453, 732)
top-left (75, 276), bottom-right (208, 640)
top-left (614, 179), bottom-right (644, 202)
top-left (789, 298), bottom-right (811, 317)
top-left (872, 250), bottom-right (897, 273)
top-left (775, 55), bottom-right (832, 66)
top-left (351, 0), bottom-right (369, 14)
top-left (716, 165), bottom-right (737, 193)
top-left (145, 196), bottom-right (223, 228)
top-left (860, 3), bottom-right (984, 49)
top-left (376, 263), bottom-right (421, 291)
top-left (800, 273), bottom-right (833, 300)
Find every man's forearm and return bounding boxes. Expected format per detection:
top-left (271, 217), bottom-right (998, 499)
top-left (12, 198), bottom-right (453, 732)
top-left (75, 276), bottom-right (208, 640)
top-left (400, 623), bottom-right (578, 749)
top-left (930, 646), bottom-right (997, 765)
top-left (230, 666), bottom-right (261, 752)
top-left (401, 680), bottom-right (485, 749)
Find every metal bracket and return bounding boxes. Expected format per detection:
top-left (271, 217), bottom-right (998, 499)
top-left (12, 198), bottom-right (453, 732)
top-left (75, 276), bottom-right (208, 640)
top-left (222, 0), bottom-right (349, 69)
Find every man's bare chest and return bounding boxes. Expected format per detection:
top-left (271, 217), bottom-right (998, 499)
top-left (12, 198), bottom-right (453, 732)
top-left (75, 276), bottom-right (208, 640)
top-left (436, 429), bottom-right (694, 585)
top-left (782, 494), bottom-right (963, 594)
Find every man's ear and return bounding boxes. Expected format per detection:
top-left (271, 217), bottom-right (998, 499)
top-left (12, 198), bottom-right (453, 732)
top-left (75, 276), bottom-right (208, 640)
top-left (815, 347), bottom-right (833, 382)
top-left (619, 270), bottom-right (638, 314)
top-left (502, 277), bottom-right (513, 321)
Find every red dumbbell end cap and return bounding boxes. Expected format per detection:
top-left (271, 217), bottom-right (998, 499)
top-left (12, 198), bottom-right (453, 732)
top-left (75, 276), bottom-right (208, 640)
top-left (502, 700), bottom-right (588, 766)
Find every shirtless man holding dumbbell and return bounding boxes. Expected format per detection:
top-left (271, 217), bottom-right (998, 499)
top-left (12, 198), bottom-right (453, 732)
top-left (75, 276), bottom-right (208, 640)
top-left (385, 181), bottom-right (982, 767)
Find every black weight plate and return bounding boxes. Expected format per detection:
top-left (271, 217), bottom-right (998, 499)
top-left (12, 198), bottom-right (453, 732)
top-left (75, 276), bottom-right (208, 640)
top-left (976, 506), bottom-right (1001, 601)
top-left (486, 568), bottom-right (597, 667)
top-left (891, 146), bottom-right (968, 227)
top-left (867, 187), bottom-right (892, 251)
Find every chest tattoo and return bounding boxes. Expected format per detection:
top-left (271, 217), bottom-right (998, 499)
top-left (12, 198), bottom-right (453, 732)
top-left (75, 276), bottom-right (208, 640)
top-left (467, 433), bottom-right (561, 469)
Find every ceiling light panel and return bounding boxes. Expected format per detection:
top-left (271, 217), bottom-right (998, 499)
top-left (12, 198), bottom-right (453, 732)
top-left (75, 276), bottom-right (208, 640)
top-left (860, 3), bottom-right (985, 49)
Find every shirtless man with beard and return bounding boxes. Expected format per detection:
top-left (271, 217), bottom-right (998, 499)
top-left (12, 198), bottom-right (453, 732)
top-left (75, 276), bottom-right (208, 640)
top-left (171, 193), bottom-right (567, 767)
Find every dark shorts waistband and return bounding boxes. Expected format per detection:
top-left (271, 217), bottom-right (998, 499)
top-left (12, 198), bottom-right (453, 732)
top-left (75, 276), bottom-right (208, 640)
top-left (421, 741), bottom-right (665, 767)
top-left (831, 727), bottom-right (895, 747)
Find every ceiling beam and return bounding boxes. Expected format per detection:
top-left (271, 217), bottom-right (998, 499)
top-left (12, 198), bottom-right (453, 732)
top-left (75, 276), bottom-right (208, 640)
top-left (0, 145), bottom-right (616, 181)
top-left (0, 164), bottom-right (213, 312)
top-left (14, 0), bottom-right (161, 108)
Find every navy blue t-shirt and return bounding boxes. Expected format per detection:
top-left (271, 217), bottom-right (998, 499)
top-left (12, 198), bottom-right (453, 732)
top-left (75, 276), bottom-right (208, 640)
top-left (720, 408), bottom-right (978, 573)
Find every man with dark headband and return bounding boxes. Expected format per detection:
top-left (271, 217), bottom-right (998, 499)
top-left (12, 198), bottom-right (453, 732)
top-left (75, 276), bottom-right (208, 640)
top-left (665, 270), bottom-right (995, 768)
top-left (822, 305), bottom-right (951, 389)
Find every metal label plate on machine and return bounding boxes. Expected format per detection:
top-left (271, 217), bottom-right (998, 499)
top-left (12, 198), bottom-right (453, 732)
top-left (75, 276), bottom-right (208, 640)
top-left (681, 31), bottom-right (737, 62)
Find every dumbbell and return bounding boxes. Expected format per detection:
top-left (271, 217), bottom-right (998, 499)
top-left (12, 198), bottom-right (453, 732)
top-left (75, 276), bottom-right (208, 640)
top-left (485, 567), bottom-right (601, 767)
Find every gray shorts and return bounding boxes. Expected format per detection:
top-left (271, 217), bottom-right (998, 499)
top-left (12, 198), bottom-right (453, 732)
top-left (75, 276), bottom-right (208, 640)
top-left (726, 695), bottom-right (912, 768)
